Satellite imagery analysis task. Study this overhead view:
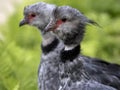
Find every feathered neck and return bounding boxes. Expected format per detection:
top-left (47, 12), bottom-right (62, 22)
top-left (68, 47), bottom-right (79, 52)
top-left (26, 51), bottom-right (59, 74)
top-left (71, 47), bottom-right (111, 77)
top-left (40, 30), bottom-right (59, 54)
top-left (41, 36), bottom-right (59, 54)
top-left (60, 45), bottom-right (80, 62)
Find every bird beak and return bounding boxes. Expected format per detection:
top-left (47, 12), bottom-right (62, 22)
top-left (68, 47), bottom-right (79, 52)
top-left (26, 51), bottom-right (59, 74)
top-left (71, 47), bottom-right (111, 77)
top-left (19, 18), bottom-right (28, 27)
top-left (44, 18), bottom-right (56, 33)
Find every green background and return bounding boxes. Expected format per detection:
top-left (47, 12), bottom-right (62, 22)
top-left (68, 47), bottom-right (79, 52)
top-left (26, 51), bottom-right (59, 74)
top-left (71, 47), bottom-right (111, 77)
top-left (0, 0), bottom-right (120, 90)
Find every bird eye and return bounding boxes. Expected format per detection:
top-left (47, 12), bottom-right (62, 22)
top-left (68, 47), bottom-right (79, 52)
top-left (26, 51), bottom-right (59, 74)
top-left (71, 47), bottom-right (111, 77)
top-left (31, 13), bottom-right (36, 17)
top-left (61, 18), bottom-right (67, 22)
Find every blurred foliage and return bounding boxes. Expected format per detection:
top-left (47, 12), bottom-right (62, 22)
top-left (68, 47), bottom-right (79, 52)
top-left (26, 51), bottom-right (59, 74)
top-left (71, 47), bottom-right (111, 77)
top-left (0, 0), bottom-right (120, 90)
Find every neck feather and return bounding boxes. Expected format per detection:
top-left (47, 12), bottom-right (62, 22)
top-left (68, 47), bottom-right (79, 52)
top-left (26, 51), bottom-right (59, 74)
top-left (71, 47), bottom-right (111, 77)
top-left (60, 45), bottom-right (80, 62)
top-left (41, 32), bottom-right (59, 54)
top-left (64, 45), bottom-right (78, 50)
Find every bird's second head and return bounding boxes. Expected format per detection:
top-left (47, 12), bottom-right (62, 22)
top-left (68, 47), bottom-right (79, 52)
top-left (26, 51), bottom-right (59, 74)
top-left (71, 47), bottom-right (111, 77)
top-left (44, 6), bottom-right (96, 46)
top-left (19, 2), bottom-right (56, 30)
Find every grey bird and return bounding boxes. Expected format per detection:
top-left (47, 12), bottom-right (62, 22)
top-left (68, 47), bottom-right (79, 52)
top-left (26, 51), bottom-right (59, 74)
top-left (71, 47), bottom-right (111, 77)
top-left (19, 2), bottom-right (64, 90)
top-left (44, 6), bottom-right (120, 90)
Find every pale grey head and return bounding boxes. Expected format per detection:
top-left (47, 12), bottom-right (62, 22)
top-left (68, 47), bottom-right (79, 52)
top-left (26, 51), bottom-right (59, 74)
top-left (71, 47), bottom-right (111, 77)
top-left (45, 6), bottom-right (96, 46)
top-left (19, 2), bottom-right (56, 30)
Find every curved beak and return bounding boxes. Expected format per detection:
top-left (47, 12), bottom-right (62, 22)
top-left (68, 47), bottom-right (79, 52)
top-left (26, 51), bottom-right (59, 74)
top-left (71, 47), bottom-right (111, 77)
top-left (19, 18), bottom-right (28, 27)
top-left (44, 18), bottom-right (56, 33)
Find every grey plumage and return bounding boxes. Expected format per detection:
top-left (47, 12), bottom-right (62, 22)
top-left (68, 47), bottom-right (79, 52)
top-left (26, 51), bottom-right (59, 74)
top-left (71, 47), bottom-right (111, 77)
top-left (45, 6), bottom-right (89, 47)
top-left (20, 3), bottom-right (120, 90)
top-left (59, 79), bottom-right (116, 90)
top-left (45, 6), bottom-right (120, 90)
top-left (20, 2), bottom-right (64, 90)
top-left (58, 55), bottom-right (120, 90)
top-left (38, 41), bottom-right (63, 90)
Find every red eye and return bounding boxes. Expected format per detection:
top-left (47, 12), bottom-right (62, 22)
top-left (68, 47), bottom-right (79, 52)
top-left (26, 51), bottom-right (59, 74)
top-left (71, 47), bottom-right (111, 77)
top-left (56, 18), bottom-right (67, 26)
top-left (28, 13), bottom-right (36, 19)
top-left (31, 14), bottom-right (36, 17)
top-left (61, 18), bottom-right (67, 22)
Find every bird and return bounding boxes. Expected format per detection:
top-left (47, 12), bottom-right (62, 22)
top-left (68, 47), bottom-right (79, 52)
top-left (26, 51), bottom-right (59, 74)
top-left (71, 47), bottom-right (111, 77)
top-left (19, 2), bottom-right (64, 90)
top-left (44, 6), bottom-right (120, 90)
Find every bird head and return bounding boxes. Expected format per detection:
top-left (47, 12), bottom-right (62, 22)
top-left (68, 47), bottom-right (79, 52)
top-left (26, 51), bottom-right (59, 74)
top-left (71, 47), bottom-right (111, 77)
top-left (44, 6), bottom-right (96, 46)
top-left (19, 2), bottom-right (56, 30)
